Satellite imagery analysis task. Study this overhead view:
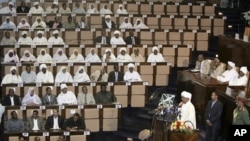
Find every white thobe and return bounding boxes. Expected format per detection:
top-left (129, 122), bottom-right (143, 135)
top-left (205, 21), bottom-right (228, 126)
top-left (0, 104), bottom-right (5, 124)
top-left (124, 71), bottom-right (142, 82)
top-left (119, 22), bottom-right (133, 29)
top-left (0, 7), bottom-right (16, 14)
top-left (116, 9), bottom-right (128, 14)
top-left (69, 54), bottom-right (85, 62)
top-left (59, 8), bottom-right (71, 13)
top-left (17, 37), bottom-right (33, 45)
top-left (46, 7), bottom-right (58, 13)
top-left (55, 72), bottom-right (73, 83)
top-left (48, 37), bottom-right (65, 45)
top-left (116, 54), bottom-right (132, 62)
top-left (100, 8), bottom-right (112, 14)
top-left (0, 22), bottom-right (16, 29)
top-left (31, 21), bottom-right (47, 29)
top-left (110, 37), bottom-right (126, 45)
top-left (32, 37), bottom-right (48, 45)
top-left (226, 75), bottom-right (248, 97)
top-left (85, 54), bottom-right (101, 62)
top-left (22, 94), bottom-right (42, 105)
top-left (0, 37), bottom-right (16, 45)
top-left (72, 7), bottom-right (85, 13)
top-left (147, 53), bottom-right (165, 62)
top-left (102, 54), bottom-right (117, 62)
top-left (29, 6), bottom-right (44, 14)
top-left (36, 71), bottom-right (54, 83)
top-left (217, 69), bottom-right (239, 82)
top-left (178, 101), bottom-right (196, 129)
top-left (36, 54), bottom-right (52, 63)
top-left (57, 91), bottom-right (77, 105)
top-left (73, 72), bottom-right (91, 82)
top-left (77, 93), bottom-right (96, 105)
top-left (1, 74), bottom-right (23, 85)
top-left (87, 8), bottom-right (99, 14)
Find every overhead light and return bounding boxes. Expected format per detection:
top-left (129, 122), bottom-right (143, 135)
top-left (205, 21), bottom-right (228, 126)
top-left (218, 12), bottom-right (223, 16)
top-left (228, 25), bottom-right (233, 28)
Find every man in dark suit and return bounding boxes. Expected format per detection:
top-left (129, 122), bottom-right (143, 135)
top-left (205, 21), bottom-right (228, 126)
top-left (2, 88), bottom-right (21, 106)
top-left (45, 109), bottom-right (64, 130)
top-left (124, 31), bottom-right (140, 45)
top-left (63, 113), bottom-right (85, 130)
top-left (102, 15), bottom-right (116, 29)
top-left (204, 92), bottom-right (223, 141)
top-left (16, 1), bottom-right (30, 13)
top-left (95, 30), bottom-right (110, 45)
top-left (26, 110), bottom-right (44, 130)
top-left (46, 16), bottom-right (62, 29)
top-left (108, 64), bottom-right (124, 82)
top-left (42, 86), bottom-right (57, 105)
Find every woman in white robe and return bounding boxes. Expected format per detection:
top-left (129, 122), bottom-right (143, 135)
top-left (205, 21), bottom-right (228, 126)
top-left (119, 17), bottom-right (133, 29)
top-left (73, 66), bottom-right (91, 82)
top-left (32, 31), bottom-right (48, 45)
top-left (69, 49), bottom-right (85, 62)
top-left (20, 50), bottom-right (36, 63)
top-left (31, 16), bottom-right (47, 29)
top-left (1, 66), bottom-right (23, 85)
top-left (133, 18), bottom-right (149, 29)
top-left (123, 63), bottom-right (142, 82)
top-left (86, 4), bottom-right (99, 14)
top-left (36, 49), bottom-right (52, 63)
top-left (0, 16), bottom-right (16, 29)
top-left (17, 18), bottom-right (30, 29)
top-left (22, 87), bottom-right (42, 106)
top-left (90, 68), bottom-right (108, 82)
top-left (52, 48), bottom-right (68, 62)
top-left (85, 48), bottom-right (101, 62)
top-left (147, 46), bottom-right (165, 62)
top-left (116, 5), bottom-right (128, 14)
top-left (116, 47), bottom-right (132, 62)
top-left (102, 48), bottom-right (117, 62)
top-left (100, 4), bottom-right (112, 14)
top-left (55, 66), bottom-right (73, 83)
top-left (4, 50), bottom-right (19, 63)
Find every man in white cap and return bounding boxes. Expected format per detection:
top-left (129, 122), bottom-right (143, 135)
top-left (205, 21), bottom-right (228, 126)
top-left (46, 1), bottom-right (59, 13)
top-left (116, 47), bottom-right (132, 62)
top-left (102, 15), bottom-right (116, 29)
top-left (110, 30), bottom-right (126, 45)
top-left (178, 91), bottom-right (196, 129)
top-left (217, 61), bottom-right (238, 82)
top-left (29, 2), bottom-right (44, 14)
top-left (36, 64), bottom-right (54, 83)
top-left (147, 46), bottom-right (165, 62)
top-left (226, 66), bottom-right (249, 98)
top-left (0, 31), bottom-right (16, 45)
top-left (17, 31), bottom-right (33, 45)
top-left (32, 30), bottom-right (48, 45)
top-left (57, 84), bottom-right (77, 105)
top-left (48, 30), bottom-right (65, 45)
top-left (1, 66), bottom-right (23, 85)
top-left (124, 63), bottom-right (142, 82)
top-left (0, 1), bottom-right (16, 14)
top-left (0, 16), bottom-right (16, 29)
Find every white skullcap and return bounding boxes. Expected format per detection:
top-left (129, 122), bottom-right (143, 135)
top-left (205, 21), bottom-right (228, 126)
top-left (33, 2), bottom-right (39, 6)
top-left (10, 87), bottom-right (16, 92)
top-left (227, 61), bottom-right (235, 68)
top-left (181, 91), bottom-right (192, 99)
top-left (10, 66), bottom-right (17, 72)
top-left (53, 30), bottom-right (59, 34)
top-left (8, 2), bottom-right (14, 6)
top-left (60, 84), bottom-right (67, 89)
top-left (120, 47), bottom-right (126, 53)
top-left (128, 63), bottom-right (135, 68)
top-left (47, 86), bottom-right (53, 90)
top-left (114, 30), bottom-right (120, 35)
top-left (152, 46), bottom-right (159, 52)
top-left (53, 1), bottom-right (59, 5)
top-left (22, 31), bottom-right (27, 35)
top-left (39, 64), bottom-right (47, 70)
top-left (105, 15), bottom-right (111, 19)
top-left (240, 66), bottom-right (248, 75)
top-left (37, 31), bottom-right (44, 35)
top-left (6, 16), bottom-right (10, 19)
top-left (105, 48), bottom-right (112, 53)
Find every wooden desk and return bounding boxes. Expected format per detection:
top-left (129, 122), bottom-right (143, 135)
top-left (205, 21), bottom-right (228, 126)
top-left (177, 71), bottom-right (228, 124)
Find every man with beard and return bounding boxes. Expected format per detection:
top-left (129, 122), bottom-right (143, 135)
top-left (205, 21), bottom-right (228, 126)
top-left (17, 31), bottom-right (33, 45)
top-left (42, 86), bottom-right (57, 105)
top-left (6, 111), bottom-right (25, 131)
top-left (1, 66), bottom-right (23, 85)
top-left (48, 30), bottom-right (65, 45)
top-left (2, 88), bottom-right (21, 106)
top-left (36, 64), bottom-right (54, 83)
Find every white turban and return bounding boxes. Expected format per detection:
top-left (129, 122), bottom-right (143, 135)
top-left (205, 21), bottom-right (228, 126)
top-left (128, 63), bottom-right (135, 68)
top-left (39, 64), bottom-right (47, 70)
top-left (152, 46), bottom-right (159, 52)
top-left (37, 31), bottom-right (44, 35)
top-left (22, 31), bottom-right (27, 35)
top-left (47, 86), bottom-right (53, 90)
top-left (33, 2), bottom-right (39, 6)
top-left (227, 61), bottom-right (235, 68)
top-left (53, 30), bottom-right (59, 34)
top-left (120, 47), bottom-right (126, 53)
top-left (181, 91), bottom-right (192, 99)
top-left (114, 30), bottom-right (120, 35)
top-left (10, 66), bottom-right (17, 72)
top-left (240, 66), bottom-right (248, 75)
top-left (105, 15), bottom-right (111, 19)
top-left (60, 84), bottom-right (67, 89)
top-left (53, 1), bottom-right (59, 5)
top-left (105, 48), bottom-right (112, 53)
top-left (8, 2), bottom-right (14, 6)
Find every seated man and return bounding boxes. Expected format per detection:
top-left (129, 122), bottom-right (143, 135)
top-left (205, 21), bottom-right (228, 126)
top-left (95, 30), bottom-right (110, 45)
top-left (36, 64), bottom-right (54, 83)
top-left (17, 31), bottom-right (33, 45)
top-left (0, 16), bottom-right (16, 29)
top-left (46, 16), bottom-right (62, 29)
top-left (85, 48), bottom-right (101, 62)
top-left (69, 49), bottom-right (85, 62)
top-left (42, 86), bottom-right (57, 105)
top-left (36, 49), bottom-right (52, 63)
top-left (102, 48), bottom-right (116, 62)
top-left (22, 87), bottom-right (42, 106)
top-left (48, 30), bottom-right (65, 45)
top-left (57, 84), bottom-right (77, 105)
top-left (6, 111), bottom-right (24, 132)
top-left (21, 65), bottom-right (36, 83)
top-left (31, 16), bottom-right (47, 29)
top-left (2, 88), bottom-right (21, 106)
top-left (72, 2), bottom-right (85, 14)
top-left (45, 109), bottom-right (64, 130)
top-left (63, 16), bottom-right (76, 29)
top-left (91, 67), bottom-right (108, 82)
top-left (124, 63), bottom-right (142, 82)
top-left (217, 61), bottom-right (239, 83)
top-left (116, 47), bottom-right (132, 62)
top-left (193, 54), bottom-right (211, 74)
top-left (1, 66), bottom-right (23, 85)
top-left (64, 113), bottom-right (85, 130)
top-left (131, 48), bottom-right (145, 62)
top-left (29, 2), bottom-right (44, 14)
top-left (95, 84), bottom-right (117, 104)
top-left (0, 31), bottom-right (17, 45)
top-left (46, 1), bottom-right (59, 13)
top-left (32, 31), bottom-right (48, 45)
top-left (147, 46), bottom-right (165, 62)
top-left (209, 56), bottom-right (225, 78)
top-left (102, 15), bottom-right (116, 29)
top-left (110, 30), bottom-right (126, 45)
top-left (59, 3), bottom-right (71, 13)
top-left (77, 86), bottom-right (96, 105)
top-left (0, 1), bottom-right (16, 14)
top-left (124, 31), bottom-right (140, 45)
top-left (108, 64), bottom-right (124, 82)
top-left (26, 110), bottom-right (44, 130)
top-left (16, 1), bottom-right (30, 13)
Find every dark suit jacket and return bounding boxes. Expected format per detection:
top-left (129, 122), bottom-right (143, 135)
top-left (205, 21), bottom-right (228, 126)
top-left (45, 115), bottom-right (64, 130)
top-left (63, 117), bottom-right (85, 130)
top-left (42, 94), bottom-right (57, 105)
top-left (205, 100), bottom-right (223, 124)
top-left (95, 36), bottom-right (110, 45)
top-left (102, 21), bottom-right (116, 29)
top-left (46, 21), bottom-right (63, 28)
top-left (2, 94), bottom-right (21, 106)
top-left (124, 36), bottom-right (141, 45)
top-left (16, 6), bottom-right (30, 13)
top-left (108, 71), bottom-right (124, 82)
top-left (26, 117), bottom-right (44, 130)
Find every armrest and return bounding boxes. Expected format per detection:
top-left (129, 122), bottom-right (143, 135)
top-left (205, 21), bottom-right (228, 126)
top-left (228, 85), bottom-right (245, 90)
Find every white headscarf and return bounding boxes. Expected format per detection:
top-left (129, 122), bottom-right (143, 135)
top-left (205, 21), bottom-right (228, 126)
top-left (53, 48), bottom-right (68, 62)
top-left (85, 48), bottom-right (101, 62)
top-left (69, 49), bottom-right (85, 62)
top-left (119, 17), bottom-right (133, 29)
top-left (134, 19), bottom-right (148, 29)
top-left (116, 5), bottom-right (128, 14)
top-left (17, 18), bottom-right (30, 29)
top-left (87, 4), bottom-right (99, 14)
top-left (22, 87), bottom-right (42, 105)
top-left (20, 50), bottom-right (36, 62)
top-left (73, 66), bottom-right (91, 82)
top-left (0, 16), bottom-right (16, 29)
top-left (36, 49), bottom-right (53, 63)
top-left (100, 4), bottom-right (113, 14)
top-left (55, 66), bottom-right (73, 83)
top-left (31, 16), bottom-right (46, 28)
top-left (4, 50), bottom-right (19, 63)
top-left (102, 48), bottom-right (116, 62)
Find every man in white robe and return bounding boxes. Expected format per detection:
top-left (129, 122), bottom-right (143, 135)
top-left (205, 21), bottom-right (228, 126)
top-left (147, 46), bottom-right (165, 62)
top-left (123, 63), bottom-right (142, 82)
top-left (0, 2), bottom-right (16, 14)
top-left (119, 17), bottom-right (133, 29)
top-left (36, 49), bottom-right (52, 63)
top-left (193, 54), bottom-right (211, 74)
top-left (116, 47), bottom-right (132, 62)
top-left (217, 61), bottom-right (239, 82)
top-left (72, 2), bottom-right (85, 13)
top-left (116, 5), bottom-right (128, 14)
top-left (29, 2), bottom-right (44, 14)
top-left (55, 66), bottom-right (73, 83)
top-left (0, 31), bottom-right (16, 45)
top-left (22, 87), bottom-right (42, 105)
top-left (48, 30), bottom-right (65, 45)
top-left (46, 1), bottom-right (59, 13)
top-left (131, 48), bottom-right (145, 62)
top-left (69, 49), bottom-right (85, 62)
top-left (57, 84), bottom-right (77, 105)
top-left (73, 66), bottom-right (91, 82)
top-left (17, 31), bottom-right (33, 45)
top-left (1, 66), bottom-right (23, 85)
top-left (100, 4), bottom-right (112, 14)
top-left (36, 64), bottom-right (54, 83)
top-left (0, 16), bottom-right (16, 29)
top-left (85, 48), bottom-right (101, 62)
top-left (21, 65), bottom-right (36, 83)
top-left (32, 31), bottom-right (48, 45)
top-left (110, 30), bottom-right (126, 45)
top-left (178, 91), bottom-right (196, 129)
top-left (59, 3), bottom-right (71, 13)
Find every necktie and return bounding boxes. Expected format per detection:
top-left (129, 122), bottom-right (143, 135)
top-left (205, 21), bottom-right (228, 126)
top-left (84, 94), bottom-right (87, 104)
top-left (211, 101), bottom-right (215, 108)
top-left (115, 72), bottom-right (118, 82)
top-left (102, 37), bottom-right (106, 44)
top-left (132, 37), bottom-right (135, 45)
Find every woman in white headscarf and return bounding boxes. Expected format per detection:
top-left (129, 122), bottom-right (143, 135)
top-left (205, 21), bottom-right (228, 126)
top-left (100, 4), bottom-right (112, 14)
top-left (17, 18), bottom-right (30, 29)
top-left (31, 16), bottom-right (46, 29)
top-left (4, 50), bottom-right (19, 63)
top-left (0, 16), bottom-right (16, 29)
top-left (20, 50), bottom-right (36, 63)
top-left (73, 66), bottom-right (91, 82)
top-left (116, 5), bottom-right (128, 14)
top-left (102, 48), bottom-right (116, 62)
top-left (17, 31), bottom-right (33, 45)
top-left (133, 18), bottom-right (148, 29)
top-left (86, 4), bottom-right (99, 14)
top-left (36, 49), bottom-right (52, 63)
top-left (52, 48), bottom-right (68, 62)
top-left (85, 48), bottom-right (101, 62)
top-left (22, 87), bottom-right (42, 105)
top-left (69, 49), bottom-right (85, 62)
top-left (119, 17), bottom-right (133, 29)
top-left (55, 66), bottom-right (73, 83)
